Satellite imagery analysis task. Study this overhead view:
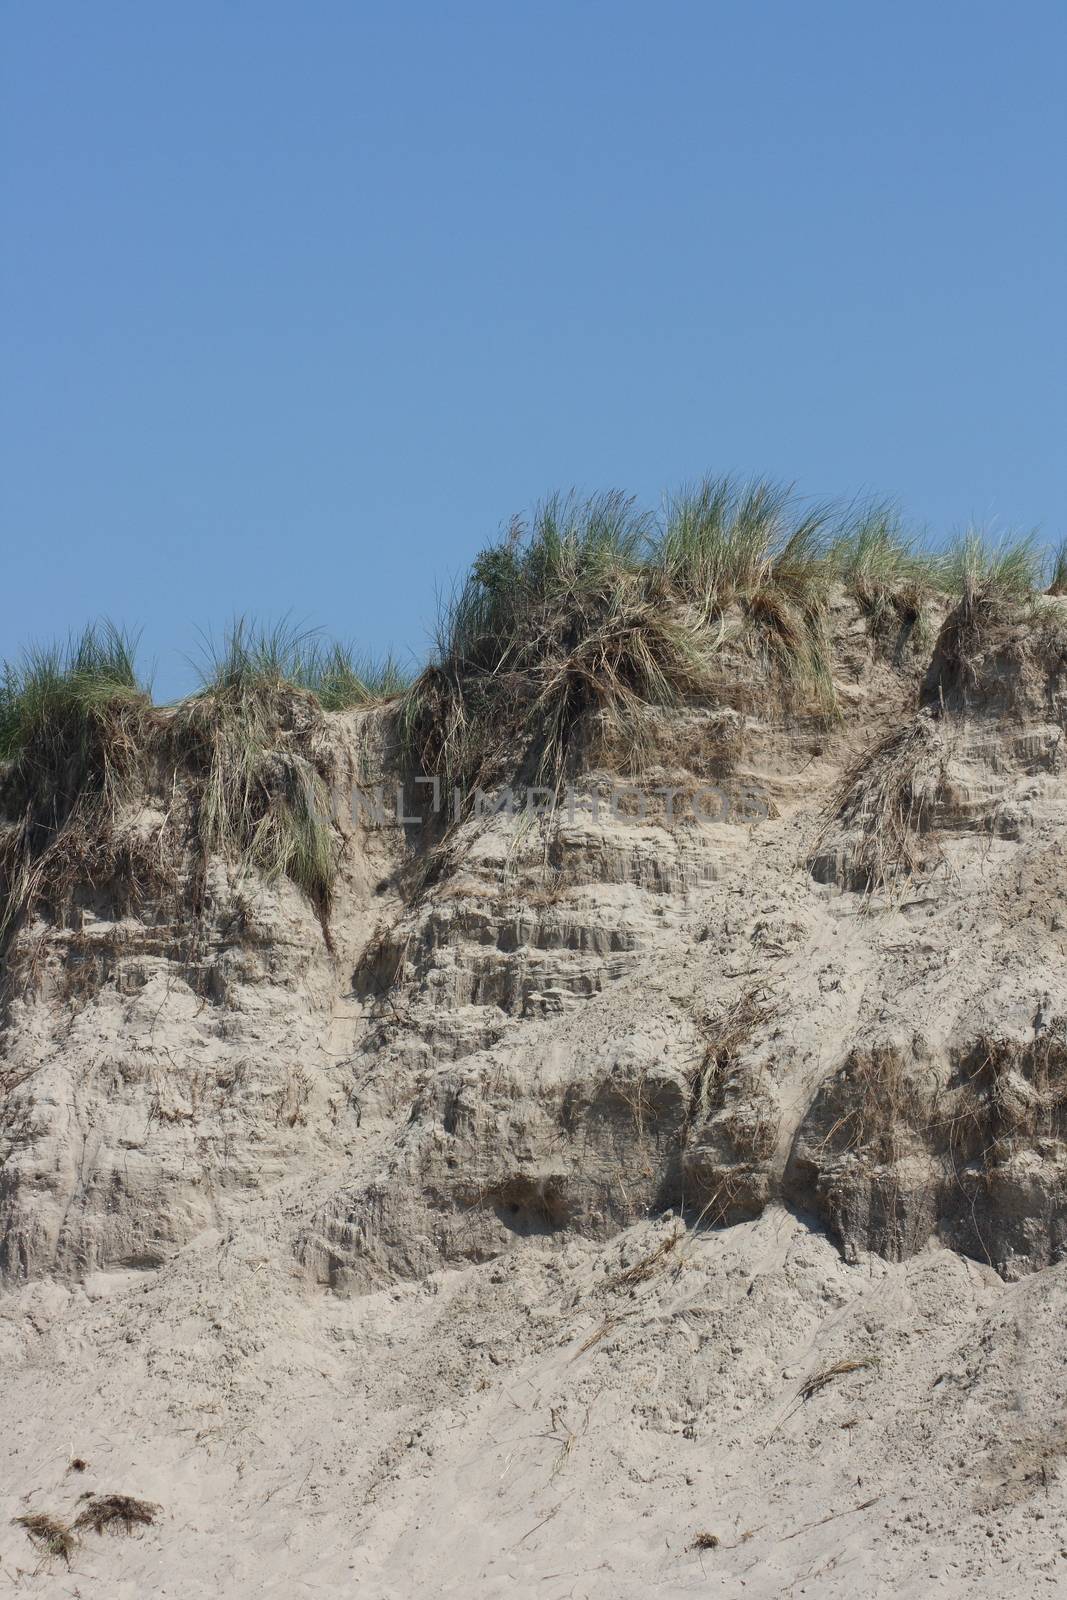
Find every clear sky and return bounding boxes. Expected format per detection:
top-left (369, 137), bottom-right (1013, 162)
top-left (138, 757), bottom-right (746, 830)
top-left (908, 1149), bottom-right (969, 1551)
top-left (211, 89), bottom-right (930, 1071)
top-left (3, 1), bottom-right (1065, 697)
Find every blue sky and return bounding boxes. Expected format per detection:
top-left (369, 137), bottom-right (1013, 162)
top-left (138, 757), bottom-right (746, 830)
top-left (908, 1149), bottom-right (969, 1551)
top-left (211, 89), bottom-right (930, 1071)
top-left (2, 0), bottom-right (1064, 697)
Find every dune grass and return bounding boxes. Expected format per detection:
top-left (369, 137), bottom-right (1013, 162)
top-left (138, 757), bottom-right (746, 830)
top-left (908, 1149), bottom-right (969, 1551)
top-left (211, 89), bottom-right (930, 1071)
top-left (178, 621), bottom-right (407, 912)
top-left (174, 637), bottom-right (336, 916)
top-left (192, 617), bottom-right (409, 709)
top-left (655, 475), bottom-right (835, 699)
top-left (825, 505), bottom-right (950, 654)
top-left (398, 485), bottom-right (1065, 824)
top-left (931, 530), bottom-right (1050, 689)
top-left (1045, 539), bottom-right (1067, 597)
top-left (0, 484), bottom-right (1061, 941)
top-left (400, 491), bottom-right (718, 804)
top-left (0, 619), bottom-right (408, 947)
top-left (0, 624), bottom-right (154, 944)
top-left (937, 529), bottom-right (1046, 605)
top-left (402, 480), bottom-right (849, 814)
top-left (829, 505), bottom-right (939, 601)
top-left (657, 477), bottom-right (826, 603)
top-left (293, 642), bottom-right (410, 709)
top-left (827, 504), bottom-right (915, 591)
top-left (0, 621), bottom-right (147, 771)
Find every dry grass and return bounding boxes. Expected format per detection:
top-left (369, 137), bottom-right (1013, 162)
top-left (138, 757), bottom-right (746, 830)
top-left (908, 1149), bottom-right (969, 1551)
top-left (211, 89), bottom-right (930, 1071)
top-left (573, 1308), bottom-right (639, 1357)
top-left (811, 712), bottom-right (946, 901)
top-left (401, 492), bottom-right (723, 821)
top-left (73, 1493), bottom-right (159, 1536)
top-left (818, 1053), bottom-right (944, 1258)
top-left (682, 990), bottom-right (780, 1228)
top-left (796, 1358), bottom-right (874, 1402)
top-left (819, 1046), bottom-right (932, 1165)
top-left (946, 1026), bottom-right (1067, 1169)
top-left (933, 530), bottom-right (1048, 692)
top-left (0, 620), bottom-right (359, 957)
top-left (542, 1404), bottom-right (589, 1481)
top-left (688, 989), bottom-right (778, 1130)
top-left (770, 1357), bottom-right (877, 1437)
top-left (12, 1511), bottom-right (77, 1568)
top-left (603, 1225), bottom-right (684, 1291)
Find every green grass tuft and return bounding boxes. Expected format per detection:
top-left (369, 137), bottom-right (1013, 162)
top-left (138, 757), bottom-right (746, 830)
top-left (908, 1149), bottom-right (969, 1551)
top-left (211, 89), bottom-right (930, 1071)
top-left (293, 641), bottom-right (411, 710)
top-left (828, 504), bottom-right (934, 594)
top-left (827, 505), bottom-right (942, 647)
top-left (402, 491), bottom-right (711, 804)
top-left (178, 620), bottom-right (410, 913)
top-left (654, 476), bottom-right (835, 703)
top-left (0, 621), bottom-right (145, 768)
top-left (0, 618), bottom-right (403, 949)
top-left (930, 530), bottom-right (1050, 696)
top-left (176, 620), bottom-right (338, 916)
top-left (194, 617), bottom-right (409, 710)
top-left (0, 623), bottom-right (153, 947)
top-left (938, 529), bottom-right (1046, 604)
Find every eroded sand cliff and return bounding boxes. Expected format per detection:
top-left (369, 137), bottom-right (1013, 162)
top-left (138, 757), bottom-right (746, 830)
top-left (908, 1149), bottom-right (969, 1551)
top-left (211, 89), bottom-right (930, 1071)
top-left (2, 588), bottom-right (1067, 1596)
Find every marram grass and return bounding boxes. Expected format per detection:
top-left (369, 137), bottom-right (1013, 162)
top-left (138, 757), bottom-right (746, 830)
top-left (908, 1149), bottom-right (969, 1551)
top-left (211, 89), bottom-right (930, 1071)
top-left (1049, 540), bottom-right (1067, 598)
top-left (401, 491), bottom-right (721, 804)
top-left (1, 482), bottom-right (1062, 941)
top-left (0, 619), bottom-right (407, 947)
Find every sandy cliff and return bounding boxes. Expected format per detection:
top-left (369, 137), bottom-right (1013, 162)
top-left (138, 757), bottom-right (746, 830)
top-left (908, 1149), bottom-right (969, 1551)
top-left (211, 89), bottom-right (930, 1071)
top-left (2, 589), bottom-right (1067, 1597)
